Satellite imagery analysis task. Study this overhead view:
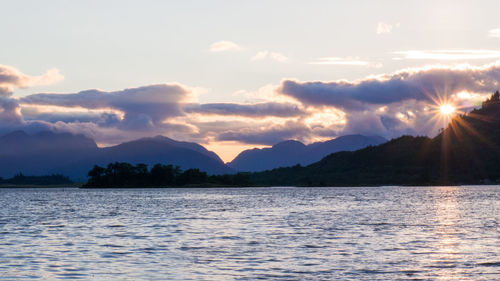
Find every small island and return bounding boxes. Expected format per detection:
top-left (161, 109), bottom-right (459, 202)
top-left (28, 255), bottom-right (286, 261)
top-left (0, 174), bottom-right (73, 187)
top-left (83, 163), bottom-right (251, 188)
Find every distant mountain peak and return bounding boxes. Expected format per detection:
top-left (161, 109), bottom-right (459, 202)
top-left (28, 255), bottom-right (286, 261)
top-left (122, 135), bottom-right (223, 163)
top-left (272, 140), bottom-right (306, 149)
top-left (228, 134), bottom-right (386, 172)
top-left (149, 135), bottom-right (174, 141)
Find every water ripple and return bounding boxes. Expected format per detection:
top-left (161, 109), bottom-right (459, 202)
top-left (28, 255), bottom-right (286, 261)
top-left (0, 186), bottom-right (499, 280)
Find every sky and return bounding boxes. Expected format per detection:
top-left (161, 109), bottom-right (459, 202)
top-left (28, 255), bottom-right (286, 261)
top-left (2, 0), bottom-right (500, 162)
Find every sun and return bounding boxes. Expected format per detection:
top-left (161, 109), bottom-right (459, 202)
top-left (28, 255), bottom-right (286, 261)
top-left (439, 104), bottom-right (456, 116)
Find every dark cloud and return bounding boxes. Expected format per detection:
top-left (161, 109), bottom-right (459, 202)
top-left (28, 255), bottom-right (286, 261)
top-left (21, 84), bottom-right (189, 130)
top-left (342, 111), bottom-right (400, 137)
top-left (279, 63), bottom-right (500, 110)
top-left (21, 109), bottom-right (122, 126)
top-left (15, 83), bottom-right (202, 145)
top-left (0, 97), bottom-right (23, 124)
top-left (184, 102), bottom-right (304, 117)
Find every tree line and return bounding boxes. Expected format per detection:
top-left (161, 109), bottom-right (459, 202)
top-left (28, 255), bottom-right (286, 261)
top-left (0, 174), bottom-right (72, 185)
top-left (83, 162), bottom-right (251, 188)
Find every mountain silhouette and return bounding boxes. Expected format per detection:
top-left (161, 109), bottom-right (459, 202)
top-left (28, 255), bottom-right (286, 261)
top-left (62, 136), bottom-right (232, 180)
top-left (228, 135), bottom-right (386, 172)
top-left (0, 132), bottom-right (232, 181)
top-left (0, 130), bottom-right (98, 178)
top-left (251, 92), bottom-right (500, 186)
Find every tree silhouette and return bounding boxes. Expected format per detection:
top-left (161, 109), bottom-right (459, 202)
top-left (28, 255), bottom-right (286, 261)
top-left (83, 162), bottom-right (250, 188)
top-left (151, 164), bottom-right (179, 185)
top-left (482, 90), bottom-right (500, 107)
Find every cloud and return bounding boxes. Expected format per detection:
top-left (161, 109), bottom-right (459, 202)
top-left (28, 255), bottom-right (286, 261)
top-left (231, 84), bottom-right (296, 104)
top-left (0, 65), bottom-right (63, 96)
top-left (217, 121), bottom-right (311, 145)
top-left (27, 68), bottom-right (64, 87)
top-left (394, 50), bottom-right (500, 60)
top-left (209, 41), bottom-right (242, 52)
top-left (278, 62), bottom-right (500, 110)
top-left (0, 97), bottom-right (23, 124)
top-left (309, 57), bottom-right (382, 68)
top-left (340, 100), bottom-right (430, 138)
top-left (251, 51), bottom-right (288, 62)
top-left (274, 62), bottom-right (500, 140)
top-left (0, 64), bottom-right (64, 130)
top-left (489, 28), bottom-right (500, 37)
top-left (184, 102), bottom-right (304, 117)
top-left (21, 84), bottom-right (190, 130)
top-left (21, 107), bottom-right (109, 124)
top-left (377, 22), bottom-right (399, 34)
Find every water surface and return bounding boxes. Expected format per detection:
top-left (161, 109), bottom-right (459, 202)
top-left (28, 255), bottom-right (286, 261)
top-left (0, 186), bottom-right (499, 280)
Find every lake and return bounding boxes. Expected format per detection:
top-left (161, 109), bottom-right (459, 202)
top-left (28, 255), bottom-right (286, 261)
top-left (0, 186), bottom-right (499, 280)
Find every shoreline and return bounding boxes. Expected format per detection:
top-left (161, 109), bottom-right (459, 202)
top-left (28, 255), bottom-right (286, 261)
top-left (3, 183), bottom-right (500, 189)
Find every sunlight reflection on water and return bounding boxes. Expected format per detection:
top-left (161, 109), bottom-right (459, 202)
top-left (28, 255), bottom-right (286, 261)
top-left (0, 186), bottom-right (499, 280)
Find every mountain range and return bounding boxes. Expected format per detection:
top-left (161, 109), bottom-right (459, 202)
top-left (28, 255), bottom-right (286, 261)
top-left (228, 135), bottom-right (386, 172)
top-left (0, 130), bottom-right (384, 181)
top-left (0, 132), bottom-right (230, 181)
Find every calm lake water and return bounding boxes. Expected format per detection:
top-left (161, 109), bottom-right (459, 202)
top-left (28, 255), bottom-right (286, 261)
top-left (0, 186), bottom-right (499, 280)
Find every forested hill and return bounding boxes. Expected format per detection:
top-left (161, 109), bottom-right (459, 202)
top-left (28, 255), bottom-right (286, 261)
top-left (250, 92), bottom-right (500, 186)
